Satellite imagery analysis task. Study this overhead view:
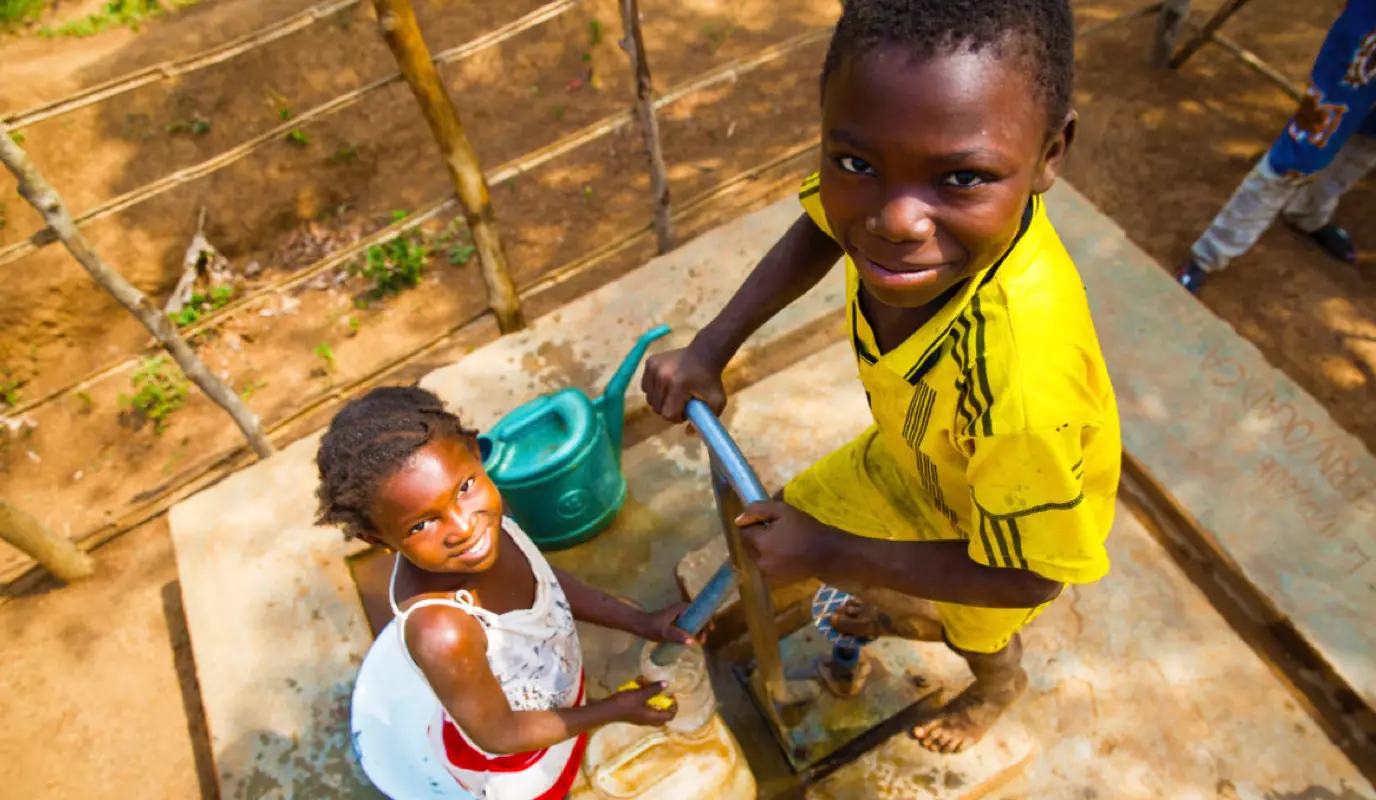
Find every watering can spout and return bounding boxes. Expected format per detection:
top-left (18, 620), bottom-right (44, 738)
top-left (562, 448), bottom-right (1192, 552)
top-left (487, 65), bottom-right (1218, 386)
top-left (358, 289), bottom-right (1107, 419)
top-left (596, 324), bottom-right (671, 464)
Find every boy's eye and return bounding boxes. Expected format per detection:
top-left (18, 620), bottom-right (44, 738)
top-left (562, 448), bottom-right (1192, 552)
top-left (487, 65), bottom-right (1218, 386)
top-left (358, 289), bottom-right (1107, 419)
top-left (942, 171), bottom-right (988, 188)
top-left (837, 156), bottom-right (876, 176)
top-left (458, 477), bottom-right (474, 495)
top-left (408, 519), bottom-right (433, 536)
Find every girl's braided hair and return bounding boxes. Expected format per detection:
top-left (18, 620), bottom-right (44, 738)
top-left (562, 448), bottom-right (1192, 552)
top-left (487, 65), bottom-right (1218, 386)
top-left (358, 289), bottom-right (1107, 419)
top-left (315, 385), bottom-right (478, 539)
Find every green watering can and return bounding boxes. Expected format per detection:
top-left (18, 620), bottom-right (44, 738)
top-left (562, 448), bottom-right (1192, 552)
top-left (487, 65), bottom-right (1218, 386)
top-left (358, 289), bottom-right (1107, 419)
top-left (479, 324), bottom-right (671, 550)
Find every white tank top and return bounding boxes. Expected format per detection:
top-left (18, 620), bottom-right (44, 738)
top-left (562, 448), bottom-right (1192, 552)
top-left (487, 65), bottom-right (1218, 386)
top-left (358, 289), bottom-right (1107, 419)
top-left (387, 519), bottom-right (585, 799)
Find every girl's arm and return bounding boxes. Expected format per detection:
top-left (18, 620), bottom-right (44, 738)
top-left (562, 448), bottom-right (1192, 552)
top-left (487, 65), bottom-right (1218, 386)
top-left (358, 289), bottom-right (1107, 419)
top-left (406, 605), bottom-right (673, 755)
top-left (552, 567), bottom-right (697, 646)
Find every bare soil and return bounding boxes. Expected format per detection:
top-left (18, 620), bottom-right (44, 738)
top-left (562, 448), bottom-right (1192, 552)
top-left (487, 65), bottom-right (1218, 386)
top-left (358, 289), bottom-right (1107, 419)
top-left (0, 0), bottom-right (1371, 796)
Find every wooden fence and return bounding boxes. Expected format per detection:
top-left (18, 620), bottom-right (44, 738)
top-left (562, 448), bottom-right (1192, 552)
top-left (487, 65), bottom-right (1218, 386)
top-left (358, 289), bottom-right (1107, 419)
top-left (0, 0), bottom-right (1304, 587)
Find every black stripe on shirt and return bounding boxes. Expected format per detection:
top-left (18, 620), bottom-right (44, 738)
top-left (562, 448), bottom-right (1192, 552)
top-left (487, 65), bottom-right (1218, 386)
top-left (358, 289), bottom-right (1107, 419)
top-left (969, 294), bottom-right (996, 437)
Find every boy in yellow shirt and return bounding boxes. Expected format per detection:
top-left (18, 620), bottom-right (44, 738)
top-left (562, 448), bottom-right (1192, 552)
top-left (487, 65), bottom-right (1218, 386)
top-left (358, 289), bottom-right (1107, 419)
top-left (643, 0), bottom-right (1120, 754)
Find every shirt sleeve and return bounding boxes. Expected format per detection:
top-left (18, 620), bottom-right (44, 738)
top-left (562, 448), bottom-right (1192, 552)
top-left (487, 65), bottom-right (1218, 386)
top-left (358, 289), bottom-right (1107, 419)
top-left (963, 423), bottom-right (1110, 584)
top-left (798, 172), bottom-right (835, 239)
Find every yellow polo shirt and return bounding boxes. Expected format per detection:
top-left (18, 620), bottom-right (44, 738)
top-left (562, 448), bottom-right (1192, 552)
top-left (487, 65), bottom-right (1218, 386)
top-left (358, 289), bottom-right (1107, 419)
top-left (786, 173), bottom-right (1120, 588)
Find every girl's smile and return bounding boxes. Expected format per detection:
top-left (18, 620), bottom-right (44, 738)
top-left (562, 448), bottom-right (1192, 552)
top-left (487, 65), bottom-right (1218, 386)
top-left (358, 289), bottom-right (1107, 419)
top-left (368, 436), bottom-right (506, 575)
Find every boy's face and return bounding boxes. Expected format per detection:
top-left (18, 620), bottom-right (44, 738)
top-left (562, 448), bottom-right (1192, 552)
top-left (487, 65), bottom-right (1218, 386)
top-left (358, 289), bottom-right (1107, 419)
top-left (820, 46), bottom-right (1074, 309)
top-left (366, 436), bottom-right (505, 575)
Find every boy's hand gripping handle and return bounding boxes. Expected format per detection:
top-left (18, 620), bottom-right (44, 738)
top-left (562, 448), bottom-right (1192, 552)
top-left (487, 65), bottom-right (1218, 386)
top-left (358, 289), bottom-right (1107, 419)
top-left (649, 399), bottom-right (769, 666)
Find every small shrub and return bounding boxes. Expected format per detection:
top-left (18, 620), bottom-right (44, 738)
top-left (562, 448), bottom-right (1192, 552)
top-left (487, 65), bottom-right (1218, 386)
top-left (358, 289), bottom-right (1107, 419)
top-left (39, 0), bottom-right (198, 38)
top-left (0, 0), bottom-right (45, 28)
top-left (313, 342), bottom-right (336, 374)
top-left (166, 115), bottom-right (211, 135)
top-left (285, 129), bottom-right (311, 146)
top-left (168, 285), bottom-right (234, 327)
top-left (358, 233), bottom-right (426, 299)
top-left (120, 356), bottom-right (189, 433)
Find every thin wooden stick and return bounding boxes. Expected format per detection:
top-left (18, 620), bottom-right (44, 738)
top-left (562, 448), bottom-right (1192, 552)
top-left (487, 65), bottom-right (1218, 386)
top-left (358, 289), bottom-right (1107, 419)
top-left (0, 500), bottom-right (94, 583)
top-left (620, 0), bottom-right (674, 253)
top-left (1208, 31), bottom-right (1305, 103)
top-left (5, 29), bottom-right (831, 421)
top-left (371, 0), bottom-right (524, 333)
top-left (1168, 0), bottom-right (1256, 70)
top-left (0, 126), bottom-right (276, 459)
top-left (0, 0), bottom-right (578, 270)
top-left (1150, 0), bottom-right (1191, 68)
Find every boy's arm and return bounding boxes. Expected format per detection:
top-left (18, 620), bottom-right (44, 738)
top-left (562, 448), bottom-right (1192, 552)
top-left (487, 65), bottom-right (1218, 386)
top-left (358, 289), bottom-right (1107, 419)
top-left (735, 502), bottom-right (1063, 608)
top-left (551, 566), bottom-right (698, 645)
top-left (406, 605), bottom-right (675, 754)
top-left (692, 213), bottom-right (843, 369)
top-left (644, 213), bottom-right (842, 422)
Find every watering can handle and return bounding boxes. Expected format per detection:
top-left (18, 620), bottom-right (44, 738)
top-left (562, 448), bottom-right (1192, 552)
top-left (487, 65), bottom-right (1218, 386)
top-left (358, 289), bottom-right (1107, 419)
top-left (650, 399), bottom-right (768, 664)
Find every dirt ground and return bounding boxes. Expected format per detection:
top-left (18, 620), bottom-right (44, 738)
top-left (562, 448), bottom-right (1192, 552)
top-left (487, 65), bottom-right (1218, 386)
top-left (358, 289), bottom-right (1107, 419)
top-left (0, 0), bottom-right (1372, 796)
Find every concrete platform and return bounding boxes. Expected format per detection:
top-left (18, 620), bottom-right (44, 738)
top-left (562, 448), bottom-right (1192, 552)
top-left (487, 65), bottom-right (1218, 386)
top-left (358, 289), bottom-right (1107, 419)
top-left (169, 196), bottom-right (843, 799)
top-left (169, 182), bottom-right (1376, 797)
top-left (1053, 186), bottom-right (1376, 712)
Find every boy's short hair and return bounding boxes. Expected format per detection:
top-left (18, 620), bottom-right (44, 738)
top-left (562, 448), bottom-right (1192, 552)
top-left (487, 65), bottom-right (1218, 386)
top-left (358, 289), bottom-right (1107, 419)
top-left (315, 385), bottom-right (477, 539)
top-left (821, 0), bottom-right (1076, 132)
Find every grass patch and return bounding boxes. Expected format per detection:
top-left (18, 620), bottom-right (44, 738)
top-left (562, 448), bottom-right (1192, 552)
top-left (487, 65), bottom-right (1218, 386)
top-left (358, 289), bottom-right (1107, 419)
top-left (40, 0), bottom-right (199, 38)
top-left (120, 356), bottom-right (189, 434)
top-left (167, 285), bottom-right (233, 327)
top-left (0, 0), bottom-right (45, 28)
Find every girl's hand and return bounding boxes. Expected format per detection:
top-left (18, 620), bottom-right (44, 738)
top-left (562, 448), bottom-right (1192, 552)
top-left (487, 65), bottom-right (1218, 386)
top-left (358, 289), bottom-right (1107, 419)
top-left (633, 602), bottom-right (701, 646)
top-left (606, 681), bottom-right (678, 727)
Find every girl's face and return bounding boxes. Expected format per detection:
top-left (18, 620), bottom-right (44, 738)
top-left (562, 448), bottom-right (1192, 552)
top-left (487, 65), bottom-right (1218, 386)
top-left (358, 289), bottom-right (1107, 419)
top-left (367, 435), bottom-right (504, 574)
top-left (819, 45), bottom-right (1073, 310)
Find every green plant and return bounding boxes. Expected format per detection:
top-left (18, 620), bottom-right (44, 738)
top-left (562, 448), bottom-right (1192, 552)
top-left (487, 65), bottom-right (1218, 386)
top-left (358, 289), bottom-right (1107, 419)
top-left (347, 316), bottom-right (360, 333)
top-left (313, 341), bottom-right (336, 374)
top-left (587, 17), bottom-right (602, 48)
top-left (7, 131), bottom-right (25, 145)
top-left (74, 391), bottom-right (94, 413)
top-left (279, 108), bottom-right (292, 121)
top-left (390, 209), bottom-right (408, 222)
top-left (551, 104), bottom-right (565, 121)
top-left (165, 114), bottom-right (211, 135)
top-left (356, 230), bottom-right (427, 299)
top-left (239, 378), bottom-right (267, 401)
top-left (120, 356), bottom-right (189, 433)
top-left (40, 0), bottom-right (198, 37)
top-left (448, 242), bottom-right (475, 265)
top-left (328, 144), bottom-right (359, 165)
top-left (0, 372), bottom-right (22, 408)
top-left (1, 0), bottom-right (45, 27)
top-left (286, 129), bottom-right (311, 146)
top-left (167, 285), bottom-right (234, 327)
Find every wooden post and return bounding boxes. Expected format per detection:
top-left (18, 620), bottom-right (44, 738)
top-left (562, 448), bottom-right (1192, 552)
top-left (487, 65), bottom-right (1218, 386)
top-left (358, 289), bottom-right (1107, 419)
top-left (620, 0), bottom-right (675, 253)
top-left (1168, 0), bottom-right (1255, 70)
top-left (371, 0), bottom-right (526, 333)
top-left (0, 500), bottom-right (95, 583)
top-left (1150, 0), bottom-right (1191, 68)
top-left (0, 127), bottom-right (277, 459)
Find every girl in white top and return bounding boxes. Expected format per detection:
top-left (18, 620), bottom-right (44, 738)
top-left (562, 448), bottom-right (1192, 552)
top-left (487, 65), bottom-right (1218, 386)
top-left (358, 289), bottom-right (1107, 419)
top-left (317, 387), bottom-right (696, 799)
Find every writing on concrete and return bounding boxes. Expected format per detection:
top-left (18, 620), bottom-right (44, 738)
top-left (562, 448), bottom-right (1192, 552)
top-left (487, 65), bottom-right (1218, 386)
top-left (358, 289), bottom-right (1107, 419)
top-left (1199, 344), bottom-right (1373, 575)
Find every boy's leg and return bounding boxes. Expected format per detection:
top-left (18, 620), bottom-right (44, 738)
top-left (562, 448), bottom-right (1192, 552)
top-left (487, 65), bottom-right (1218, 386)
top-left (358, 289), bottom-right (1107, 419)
top-left (1282, 126), bottom-right (1376, 259)
top-left (911, 634), bottom-right (1028, 755)
top-left (1183, 3), bottom-right (1376, 286)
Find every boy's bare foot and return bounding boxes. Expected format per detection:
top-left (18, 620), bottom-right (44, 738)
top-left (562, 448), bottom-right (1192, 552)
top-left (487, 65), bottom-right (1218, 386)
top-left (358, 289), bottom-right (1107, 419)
top-left (911, 668), bottom-right (1027, 754)
top-left (818, 649), bottom-right (872, 697)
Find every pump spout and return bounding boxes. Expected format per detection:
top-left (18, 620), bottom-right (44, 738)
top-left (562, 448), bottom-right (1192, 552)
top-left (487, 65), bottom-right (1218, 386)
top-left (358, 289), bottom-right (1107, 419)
top-left (596, 324), bottom-right (671, 465)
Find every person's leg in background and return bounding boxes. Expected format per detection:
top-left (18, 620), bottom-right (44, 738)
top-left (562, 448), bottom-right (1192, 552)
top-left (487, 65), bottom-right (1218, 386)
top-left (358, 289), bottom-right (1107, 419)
top-left (1179, 2), bottom-right (1376, 294)
top-left (1282, 110), bottom-right (1376, 258)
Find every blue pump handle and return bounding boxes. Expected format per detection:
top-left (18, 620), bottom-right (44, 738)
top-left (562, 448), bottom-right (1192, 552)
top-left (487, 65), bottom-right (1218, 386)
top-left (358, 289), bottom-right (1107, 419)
top-left (651, 400), bottom-right (767, 661)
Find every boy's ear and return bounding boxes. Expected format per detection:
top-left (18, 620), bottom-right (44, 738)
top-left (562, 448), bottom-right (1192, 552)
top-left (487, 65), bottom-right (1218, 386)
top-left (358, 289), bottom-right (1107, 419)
top-left (1032, 110), bottom-right (1077, 195)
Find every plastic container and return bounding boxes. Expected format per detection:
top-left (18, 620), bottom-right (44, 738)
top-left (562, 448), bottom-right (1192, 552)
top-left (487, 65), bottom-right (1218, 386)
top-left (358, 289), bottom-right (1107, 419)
top-left (570, 645), bottom-right (755, 800)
